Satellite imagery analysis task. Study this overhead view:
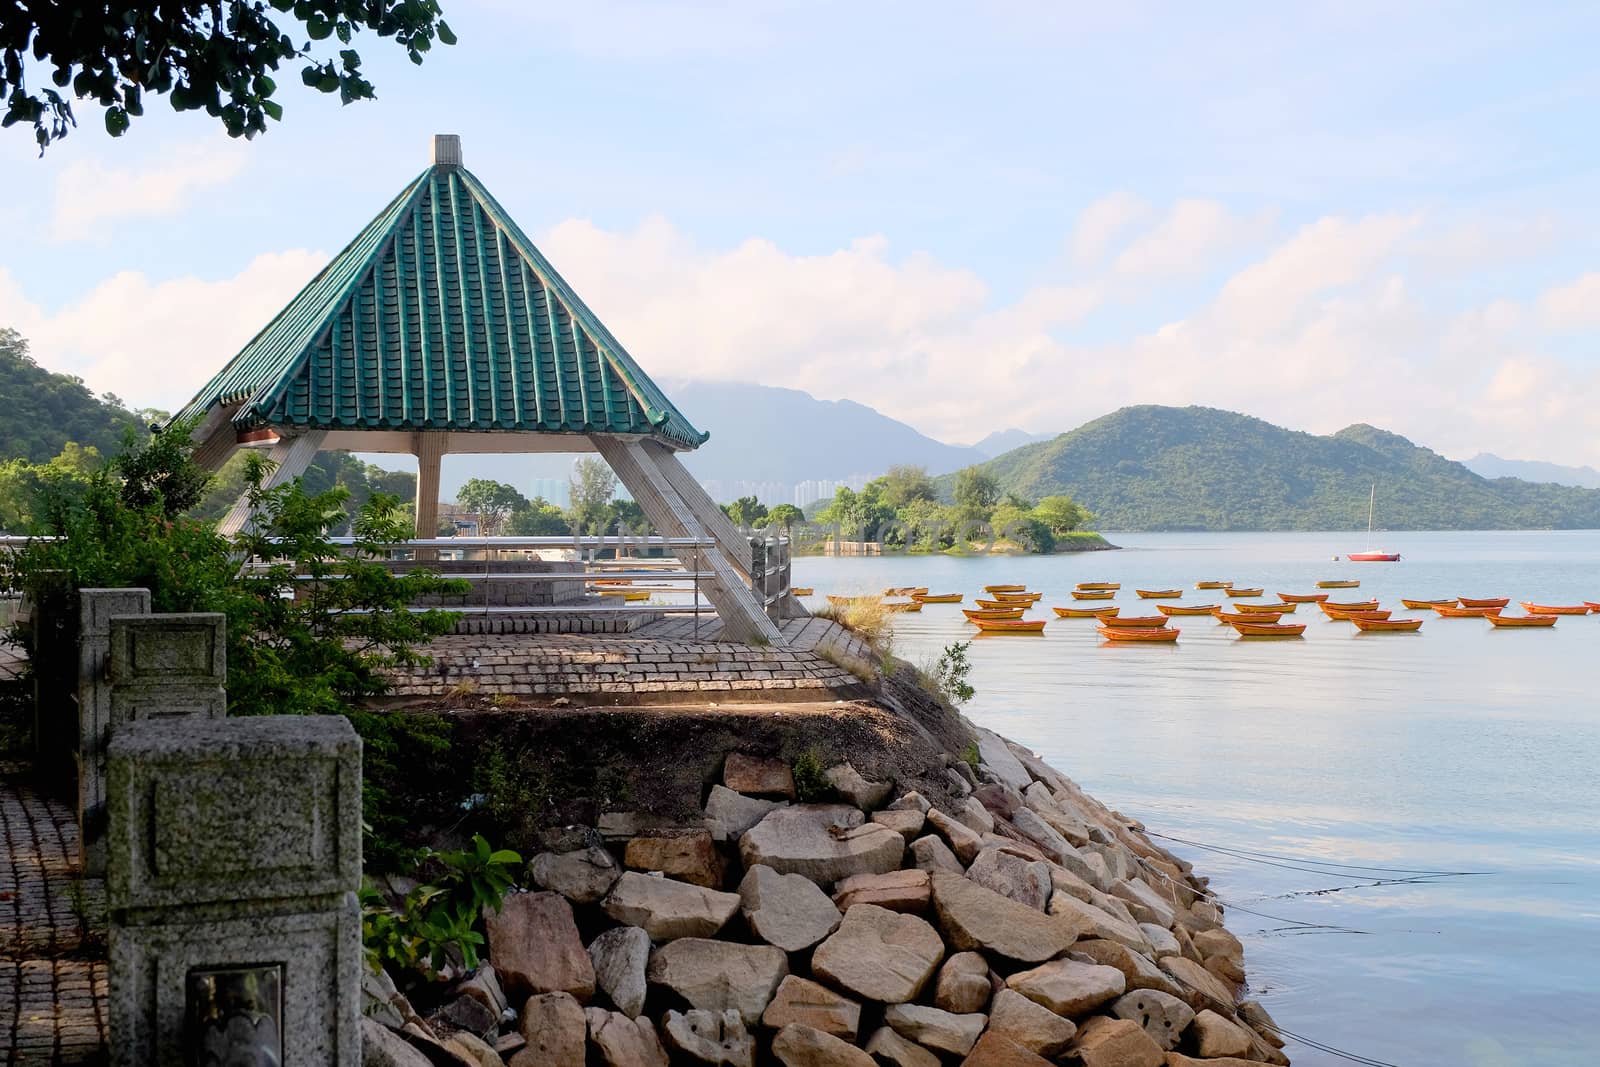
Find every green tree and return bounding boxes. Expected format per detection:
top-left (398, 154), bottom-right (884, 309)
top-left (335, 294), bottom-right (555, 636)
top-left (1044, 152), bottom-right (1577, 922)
top-left (1033, 494), bottom-right (1089, 534)
top-left (767, 503), bottom-right (804, 534)
top-left (953, 467), bottom-right (1001, 518)
top-left (455, 478), bottom-right (528, 536)
top-left (724, 496), bottom-right (768, 528)
top-left (568, 458), bottom-right (617, 532)
top-left (0, 329), bottom-right (140, 460)
top-left (505, 497), bottom-right (570, 537)
top-left (876, 465), bottom-right (937, 510)
top-left (1, 1), bottom-right (457, 151)
top-left (990, 502), bottom-right (1053, 552)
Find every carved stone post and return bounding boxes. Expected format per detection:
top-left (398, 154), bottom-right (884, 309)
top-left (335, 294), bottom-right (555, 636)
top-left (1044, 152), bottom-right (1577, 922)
top-left (75, 588), bottom-right (153, 875)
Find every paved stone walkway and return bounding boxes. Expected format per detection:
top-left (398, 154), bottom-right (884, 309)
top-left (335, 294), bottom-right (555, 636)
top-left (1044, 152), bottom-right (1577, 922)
top-left (389, 618), bottom-right (875, 700)
top-left (0, 775), bottom-right (107, 1065)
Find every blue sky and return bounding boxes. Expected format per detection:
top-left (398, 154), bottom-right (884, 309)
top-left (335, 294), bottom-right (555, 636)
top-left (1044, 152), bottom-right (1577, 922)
top-left (3, 1), bottom-right (1599, 462)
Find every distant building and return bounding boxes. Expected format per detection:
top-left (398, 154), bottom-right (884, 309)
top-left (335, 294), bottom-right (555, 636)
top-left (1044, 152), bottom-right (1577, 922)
top-left (529, 477), bottom-right (570, 507)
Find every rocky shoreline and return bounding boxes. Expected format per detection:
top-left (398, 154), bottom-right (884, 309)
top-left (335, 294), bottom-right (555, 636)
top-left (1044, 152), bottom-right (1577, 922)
top-left (361, 723), bottom-right (1288, 1067)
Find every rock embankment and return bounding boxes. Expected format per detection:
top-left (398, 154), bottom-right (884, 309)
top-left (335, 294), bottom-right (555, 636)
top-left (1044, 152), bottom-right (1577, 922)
top-left (362, 728), bottom-right (1288, 1067)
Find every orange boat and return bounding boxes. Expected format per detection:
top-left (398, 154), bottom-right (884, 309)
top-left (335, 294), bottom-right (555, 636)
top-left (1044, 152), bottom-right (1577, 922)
top-left (826, 594), bottom-right (879, 606)
top-left (1098, 624), bottom-right (1179, 642)
top-left (975, 599), bottom-right (1027, 611)
top-left (883, 600), bottom-right (923, 613)
top-left (1317, 579), bottom-right (1361, 589)
top-left (1071, 590), bottom-right (1116, 601)
top-left (1225, 587), bottom-right (1265, 597)
top-left (1584, 601), bottom-right (1600, 611)
top-left (1098, 615), bottom-right (1169, 629)
top-left (1488, 614), bottom-right (1557, 628)
top-left (1519, 602), bottom-right (1589, 615)
top-left (1136, 589), bottom-right (1183, 599)
top-left (1401, 598), bottom-right (1455, 609)
top-left (1320, 600), bottom-right (1379, 612)
top-left (1276, 592), bottom-right (1329, 603)
top-left (1053, 605), bottom-right (1120, 618)
top-left (1231, 621), bottom-right (1306, 637)
top-left (790, 587), bottom-right (814, 597)
top-left (1458, 597), bottom-right (1509, 609)
top-left (1237, 601), bottom-right (1296, 614)
top-left (883, 586), bottom-right (929, 596)
top-left (1352, 616), bottom-right (1424, 632)
top-left (964, 607), bottom-right (1025, 621)
top-left (984, 584), bottom-right (1027, 593)
top-left (1076, 582), bottom-right (1120, 591)
top-left (1326, 609), bottom-right (1392, 621)
top-left (1435, 604), bottom-right (1503, 617)
top-left (992, 591), bottom-right (1043, 603)
top-left (1157, 604), bottom-right (1219, 616)
top-left (973, 617), bottom-right (1046, 633)
top-left (911, 593), bottom-right (963, 603)
top-left (1215, 610), bottom-right (1282, 624)
top-left (1195, 580), bottom-right (1233, 590)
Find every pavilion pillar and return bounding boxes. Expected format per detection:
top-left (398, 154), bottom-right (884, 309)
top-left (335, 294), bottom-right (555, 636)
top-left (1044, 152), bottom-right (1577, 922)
top-left (413, 432), bottom-right (448, 541)
top-left (216, 431), bottom-right (326, 537)
top-left (590, 436), bottom-right (784, 646)
top-left (641, 441), bottom-right (754, 576)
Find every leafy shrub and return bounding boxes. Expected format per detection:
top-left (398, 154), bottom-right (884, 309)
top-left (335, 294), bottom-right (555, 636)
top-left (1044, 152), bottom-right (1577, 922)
top-left (923, 641), bottom-right (976, 707)
top-left (791, 748), bottom-right (832, 803)
top-left (361, 833), bottom-right (522, 981)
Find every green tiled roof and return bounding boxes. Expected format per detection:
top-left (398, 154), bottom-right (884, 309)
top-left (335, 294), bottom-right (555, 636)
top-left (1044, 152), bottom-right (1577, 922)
top-left (177, 160), bottom-right (707, 449)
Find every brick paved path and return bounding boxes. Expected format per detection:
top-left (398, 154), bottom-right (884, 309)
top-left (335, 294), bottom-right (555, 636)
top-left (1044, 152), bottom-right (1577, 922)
top-left (0, 775), bottom-right (107, 1065)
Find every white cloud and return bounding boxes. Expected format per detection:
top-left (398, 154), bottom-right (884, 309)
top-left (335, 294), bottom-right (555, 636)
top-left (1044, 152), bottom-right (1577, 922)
top-left (0, 251), bottom-right (325, 410)
top-left (1112, 199), bottom-right (1277, 279)
top-left (1070, 192), bottom-right (1151, 267)
top-left (1539, 272), bottom-right (1600, 330)
top-left (50, 140), bottom-right (247, 242)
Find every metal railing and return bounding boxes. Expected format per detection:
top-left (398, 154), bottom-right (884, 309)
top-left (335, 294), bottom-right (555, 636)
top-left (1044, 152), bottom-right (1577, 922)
top-left (748, 531), bottom-right (792, 608)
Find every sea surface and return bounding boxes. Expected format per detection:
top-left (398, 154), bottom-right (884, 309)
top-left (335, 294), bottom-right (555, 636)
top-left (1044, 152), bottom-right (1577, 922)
top-left (794, 531), bottom-right (1600, 1067)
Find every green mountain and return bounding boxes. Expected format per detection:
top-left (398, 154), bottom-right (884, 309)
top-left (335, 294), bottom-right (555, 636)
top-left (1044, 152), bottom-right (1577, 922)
top-left (0, 328), bottom-right (143, 461)
top-left (948, 406), bottom-right (1600, 531)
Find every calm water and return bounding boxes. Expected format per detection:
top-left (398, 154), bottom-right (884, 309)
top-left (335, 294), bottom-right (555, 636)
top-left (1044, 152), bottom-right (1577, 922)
top-left (795, 532), bottom-right (1600, 1067)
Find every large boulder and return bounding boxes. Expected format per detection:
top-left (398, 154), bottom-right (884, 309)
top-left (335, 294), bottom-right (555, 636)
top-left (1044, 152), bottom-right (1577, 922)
top-left (811, 903), bottom-right (945, 1004)
top-left (739, 805), bottom-right (905, 884)
top-left (1048, 893), bottom-right (1150, 953)
top-left (723, 753), bottom-right (795, 798)
top-left (770, 1024), bottom-right (875, 1067)
top-left (1139, 923), bottom-right (1180, 958)
top-left (624, 829), bottom-right (724, 888)
top-left (585, 1007), bottom-right (669, 1067)
top-left (966, 847), bottom-right (1052, 911)
top-left (974, 729), bottom-right (1033, 792)
top-left (909, 835), bottom-right (964, 874)
top-left (660, 1008), bottom-right (755, 1067)
top-left (602, 872), bottom-right (741, 941)
top-left (831, 869), bottom-right (930, 913)
top-left (1069, 1016), bottom-right (1164, 1067)
top-left (529, 847), bottom-right (621, 904)
top-left (513, 992), bottom-right (586, 1067)
top-left (588, 926), bottom-right (651, 1019)
top-left (1110, 989), bottom-right (1194, 1050)
top-left (985, 988), bottom-right (1077, 1058)
top-left (738, 864), bottom-right (842, 952)
top-left (871, 809), bottom-right (926, 841)
top-left (865, 1026), bottom-right (941, 1067)
top-left (704, 785), bottom-right (787, 840)
top-left (361, 1018), bottom-right (431, 1067)
top-left (1004, 958), bottom-right (1126, 1016)
top-left (1072, 940), bottom-right (1183, 997)
top-left (645, 939), bottom-right (788, 1024)
top-left (933, 952), bottom-right (991, 1014)
top-left (1113, 879), bottom-right (1177, 929)
top-left (956, 795), bottom-right (997, 834)
top-left (925, 808), bottom-right (983, 863)
top-left (882, 1003), bottom-right (985, 1056)
top-left (824, 761), bottom-right (892, 809)
top-left (1158, 956), bottom-right (1236, 1012)
top-left (928, 871), bottom-right (1078, 963)
top-left (960, 1032), bottom-right (1055, 1066)
top-left (761, 976), bottom-right (863, 1041)
top-left (1192, 1010), bottom-right (1253, 1058)
top-left (485, 891), bottom-right (596, 1001)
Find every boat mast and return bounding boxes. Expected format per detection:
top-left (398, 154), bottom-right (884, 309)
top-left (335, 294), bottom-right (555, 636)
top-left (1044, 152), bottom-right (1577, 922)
top-left (1367, 483), bottom-right (1375, 546)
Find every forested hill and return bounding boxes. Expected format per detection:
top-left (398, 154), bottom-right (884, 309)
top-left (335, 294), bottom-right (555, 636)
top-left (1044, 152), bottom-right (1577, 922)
top-left (0, 328), bottom-right (143, 460)
top-left (952, 405), bottom-right (1600, 531)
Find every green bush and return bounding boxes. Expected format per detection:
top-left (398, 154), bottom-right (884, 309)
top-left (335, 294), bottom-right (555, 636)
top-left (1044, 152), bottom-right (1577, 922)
top-left (792, 748), bottom-right (832, 802)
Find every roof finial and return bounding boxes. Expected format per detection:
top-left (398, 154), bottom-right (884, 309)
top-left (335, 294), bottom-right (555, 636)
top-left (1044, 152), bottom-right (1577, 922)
top-left (432, 134), bottom-right (462, 167)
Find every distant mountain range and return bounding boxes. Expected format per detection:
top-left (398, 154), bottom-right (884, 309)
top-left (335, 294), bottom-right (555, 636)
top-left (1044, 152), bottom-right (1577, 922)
top-left (395, 380), bottom-right (988, 499)
top-left (1462, 453), bottom-right (1600, 490)
top-left (947, 405), bottom-right (1600, 531)
top-left (970, 428), bottom-right (1054, 458)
